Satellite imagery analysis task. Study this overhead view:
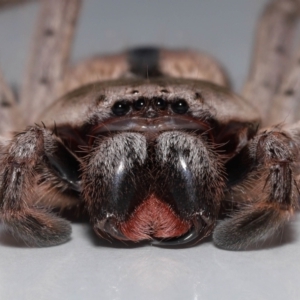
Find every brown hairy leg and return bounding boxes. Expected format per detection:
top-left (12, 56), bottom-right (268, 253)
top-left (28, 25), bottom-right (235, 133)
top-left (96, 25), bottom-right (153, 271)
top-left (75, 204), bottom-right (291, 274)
top-left (214, 129), bottom-right (299, 250)
top-left (242, 0), bottom-right (300, 126)
top-left (20, 0), bottom-right (82, 124)
top-left (0, 126), bottom-right (81, 246)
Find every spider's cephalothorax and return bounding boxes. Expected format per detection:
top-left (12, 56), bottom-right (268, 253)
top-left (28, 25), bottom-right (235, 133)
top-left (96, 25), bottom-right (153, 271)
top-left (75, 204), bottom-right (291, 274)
top-left (0, 0), bottom-right (300, 250)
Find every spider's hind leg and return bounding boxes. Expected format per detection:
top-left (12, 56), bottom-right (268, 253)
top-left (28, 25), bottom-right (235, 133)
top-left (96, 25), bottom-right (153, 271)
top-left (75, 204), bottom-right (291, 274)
top-left (213, 129), bottom-right (299, 250)
top-left (0, 126), bottom-right (81, 246)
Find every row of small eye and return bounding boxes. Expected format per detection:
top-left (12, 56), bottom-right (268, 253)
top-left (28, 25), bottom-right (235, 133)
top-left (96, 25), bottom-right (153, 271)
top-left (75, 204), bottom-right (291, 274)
top-left (112, 98), bottom-right (189, 116)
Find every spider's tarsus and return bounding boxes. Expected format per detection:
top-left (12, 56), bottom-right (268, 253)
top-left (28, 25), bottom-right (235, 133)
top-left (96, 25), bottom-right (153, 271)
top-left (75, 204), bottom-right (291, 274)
top-left (2, 209), bottom-right (72, 247)
top-left (213, 207), bottom-right (290, 250)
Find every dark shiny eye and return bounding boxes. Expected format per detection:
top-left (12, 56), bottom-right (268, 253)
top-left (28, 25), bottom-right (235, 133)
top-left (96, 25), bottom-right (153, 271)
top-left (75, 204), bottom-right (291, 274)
top-left (134, 98), bottom-right (146, 110)
top-left (154, 98), bottom-right (167, 110)
top-left (171, 99), bottom-right (189, 114)
top-left (112, 101), bottom-right (130, 116)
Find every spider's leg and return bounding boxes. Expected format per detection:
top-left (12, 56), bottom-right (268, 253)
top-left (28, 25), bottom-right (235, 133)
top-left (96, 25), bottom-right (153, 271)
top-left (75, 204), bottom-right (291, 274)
top-left (243, 0), bottom-right (300, 125)
top-left (0, 126), bottom-right (81, 246)
top-left (20, 0), bottom-right (82, 124)
top-left (0, 69), bottom-right (23, 135)
top-left (269, 39), bottom-right (300, 125)
top-left (213, 129), bottom-right (299, 250)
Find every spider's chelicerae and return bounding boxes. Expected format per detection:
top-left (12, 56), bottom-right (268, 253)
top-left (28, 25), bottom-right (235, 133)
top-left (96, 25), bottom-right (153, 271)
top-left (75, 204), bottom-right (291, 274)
top-left (1, 0), bottom-right (300, 250)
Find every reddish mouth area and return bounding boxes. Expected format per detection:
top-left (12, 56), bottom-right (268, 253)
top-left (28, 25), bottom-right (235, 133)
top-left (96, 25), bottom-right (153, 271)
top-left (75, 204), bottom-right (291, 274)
top-left (118, 195), bottom-right (192, 241)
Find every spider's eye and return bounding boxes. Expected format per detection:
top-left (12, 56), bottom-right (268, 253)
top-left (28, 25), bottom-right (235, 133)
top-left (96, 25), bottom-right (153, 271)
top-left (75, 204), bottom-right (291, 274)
top-left (154, 98), bottom-right (167, 110)
top-left (171, 99), bottom-right (189, 114)
top-left (112, 101), bottom-right (130, 116)
top-left (134, 98), bottom-right (146, 110)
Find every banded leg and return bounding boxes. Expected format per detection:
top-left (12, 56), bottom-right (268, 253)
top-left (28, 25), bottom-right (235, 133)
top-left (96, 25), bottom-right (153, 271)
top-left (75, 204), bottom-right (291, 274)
top-left (20, 0), bottom-right (82, 124)
top-left (0, 126), bottom-right (81, 246)
top-left (243, 0), bottom-right (300, 125)
top-left (213, 129), bottom-right (299, 250)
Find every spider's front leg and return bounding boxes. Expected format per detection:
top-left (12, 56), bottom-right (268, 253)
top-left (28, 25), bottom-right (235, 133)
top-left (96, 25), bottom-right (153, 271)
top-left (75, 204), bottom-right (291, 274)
top-left (0, 126), bottom-right (81, 246)
top-left (214, 129), bottom-right (299, 250)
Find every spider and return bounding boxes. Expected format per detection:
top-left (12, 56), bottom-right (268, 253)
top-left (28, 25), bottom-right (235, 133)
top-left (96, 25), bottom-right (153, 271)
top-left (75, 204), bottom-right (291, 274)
top-left (0, 0), bottom-right (300, 250)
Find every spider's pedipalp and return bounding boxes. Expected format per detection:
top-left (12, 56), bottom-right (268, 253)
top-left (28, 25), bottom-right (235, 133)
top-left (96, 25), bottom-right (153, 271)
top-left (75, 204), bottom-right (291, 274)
top-left (0, 126), bottom-right (81, 246)
top-left (213, 129), bottom-right (299, 250)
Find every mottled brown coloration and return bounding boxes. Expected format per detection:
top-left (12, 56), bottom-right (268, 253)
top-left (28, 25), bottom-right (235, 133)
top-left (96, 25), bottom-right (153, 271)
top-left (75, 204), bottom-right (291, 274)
top-left (243, 0), bottom-right (300, 125)
top-left (61, 53), bottom-right (130, 94)
top-left (60, 48), bottom-right (230, 96)
top-left (20, 0), bottom-right (82, 124)
top-left (159, 49), bottom-right (230, 88)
